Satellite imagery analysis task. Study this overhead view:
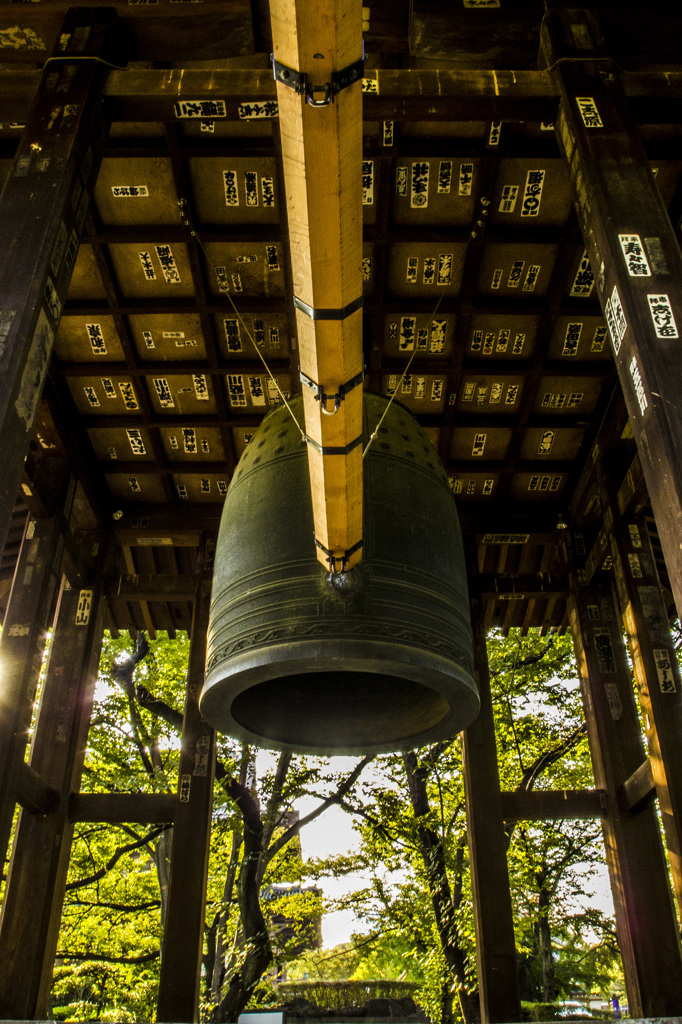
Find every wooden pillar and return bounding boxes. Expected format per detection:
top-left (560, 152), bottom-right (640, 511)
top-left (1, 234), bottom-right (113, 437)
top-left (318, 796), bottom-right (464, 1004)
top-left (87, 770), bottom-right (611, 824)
top-left (462, 593), bottom-right (521, 1024)
top-left (565, 540), bottom-right (682, 1017)
top-left (547, 9), bottom-right (682, 620)
top-left (0, 6), bottom-right (118, 556)
top-left (596, 459), bottom-right (682, 917)
top-left (157, 567), bottom-right (216, 1023)
top-left (0, 475), bottom-right (74, 871)
top-left (0, 534), bottom-right (106, 1020)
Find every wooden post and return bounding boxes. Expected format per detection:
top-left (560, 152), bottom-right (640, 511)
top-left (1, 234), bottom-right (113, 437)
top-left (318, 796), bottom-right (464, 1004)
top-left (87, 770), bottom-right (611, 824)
top-left (271, 0), bottom-right (364, 572)
top-left (548, 9), bottom-right (682, 619)
top-left (565, 541), bottom-right (682, 1017)
top-left (596, 458), bottom-right (682, 918)
top-left (0, 535), bottom-right (106, 1020)
top-left (0, 476), bottom-right (74, 871)
top-left (157, 567), bottom-right (216, 1023)
top-left (0, 7), bottom-right (118, 556)
top-left (462, 593), bottom-right (521, 1024)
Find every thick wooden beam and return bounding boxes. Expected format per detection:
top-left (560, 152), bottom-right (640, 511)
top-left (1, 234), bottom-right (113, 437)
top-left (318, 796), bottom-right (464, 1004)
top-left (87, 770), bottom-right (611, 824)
top-left (0, 536), bottom-right (106, 1019)
top-left (462, 592), bottom-right (521, 1024)
top-left (5, 67), bottom-right (682, 125)
top-left (104, 573), bottom-right (197, 602)
top-left (0, 8), bottom-right (116, 558)
top-left (69, 791), bottom-right (176, 824)
top-left (600, 487), bottom-right (682, 918)
top-left (550, 16), bottom-right (682, 620)
top-left (271, 0), bottom-right (364, 572)
top-left (156, 568), bottom-right (215, 1024)
top-left (477, 573), bottom-right (569, 599)
top-left (113, 520), bottom-right (217, 546)
top-left (0, 487), bottom-right (72, 871)
top-left (622, 759), bottom-right (655, 813)
top-left (565, 547), bottom-right (682, 1017)
top-left (16, 762), bottom-right (59, 817)
top-left (500, 788), bottom-right (603, 823)
top-left (616, 453), bottom-right (649, 517)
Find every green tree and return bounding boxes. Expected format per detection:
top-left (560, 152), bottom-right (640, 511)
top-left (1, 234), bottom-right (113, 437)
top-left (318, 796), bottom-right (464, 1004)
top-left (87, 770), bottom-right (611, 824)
top-left (48, 627), bottom-right (622, 1022)
top-left (313, 629), bottom-right (621, 1024)
top-left (51, 631), bottom-right (372, 1022)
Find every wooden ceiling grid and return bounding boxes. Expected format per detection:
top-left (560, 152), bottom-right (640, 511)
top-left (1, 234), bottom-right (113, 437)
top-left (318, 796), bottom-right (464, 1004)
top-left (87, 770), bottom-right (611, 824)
top-left (0, 2), bottom-right (681, 634)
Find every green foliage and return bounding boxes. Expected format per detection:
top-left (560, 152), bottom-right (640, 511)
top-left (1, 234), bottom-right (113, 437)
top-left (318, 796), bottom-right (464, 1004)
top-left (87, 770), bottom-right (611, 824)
top-left (278, 979), bottom-right (419, 1011)
top-left (521, 1001), bottom-right (561, 1021)
top-left (47, 626), bottom-right (624, 1023)
top-left (85, 631), bottom-right (191, 796)
top-left (286, 943), bottom-right (363, 981)
top-left (51, 630), bottom-right (191, 1021)
top-left (299, 629), bottom-right (622, 1023)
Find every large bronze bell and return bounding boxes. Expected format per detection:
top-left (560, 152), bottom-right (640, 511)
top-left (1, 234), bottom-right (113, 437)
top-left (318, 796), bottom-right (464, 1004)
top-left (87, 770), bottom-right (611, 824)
top-left (201, 393), bottom-right (478, 755)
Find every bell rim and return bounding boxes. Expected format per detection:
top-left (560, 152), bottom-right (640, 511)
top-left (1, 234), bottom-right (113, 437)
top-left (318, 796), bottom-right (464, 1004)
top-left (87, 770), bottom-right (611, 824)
top-left (200, 640), bottom-right (480, 756)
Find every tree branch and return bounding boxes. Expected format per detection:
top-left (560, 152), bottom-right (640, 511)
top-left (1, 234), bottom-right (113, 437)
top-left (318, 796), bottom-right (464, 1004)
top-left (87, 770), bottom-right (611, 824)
top-left (65, 825), bottom-right (170, 891)
top-left (65, 899), bottom-right (162, 912)
top-left (261, 752), bottom-right (292, 852)
top-left (56, 950), bottom-right (159, 965)
top-left (517, 722), bottom-right (587, 794)
top-left (262, 755), bottom-right (374, 869)
top-left (134, 684), bottom-right (184, 732)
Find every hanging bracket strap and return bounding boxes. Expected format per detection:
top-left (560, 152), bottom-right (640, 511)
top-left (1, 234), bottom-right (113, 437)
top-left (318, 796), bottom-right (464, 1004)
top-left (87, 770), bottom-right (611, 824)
top-left (305, 433), bottom-right (363, 456)
top-left (300, 368), bottom-right (364, 416)
top-left (294, 294), bottom-right (363, 321)
top-left (315, 537), bottom-right (363, 574)
top-left (272, 50), bottom-right (365, 107)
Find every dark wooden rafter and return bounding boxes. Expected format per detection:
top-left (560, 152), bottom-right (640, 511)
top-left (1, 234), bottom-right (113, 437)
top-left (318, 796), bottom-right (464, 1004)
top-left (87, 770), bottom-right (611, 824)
top-left (163, 121), bottom-right (238, 477)
top-left (85, 214), bottom-right (177, 507)
top-left (547, 8), bottom-right (682, 619)
top-left (493, 223), bottom-right (584, 505)
top-left (437, 148), bottom-right (501, 467)
top-left (0, 8), bottom-right (118, 556)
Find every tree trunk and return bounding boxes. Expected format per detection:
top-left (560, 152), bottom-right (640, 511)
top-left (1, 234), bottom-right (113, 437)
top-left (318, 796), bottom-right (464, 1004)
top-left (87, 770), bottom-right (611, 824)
top-left (403, 752), bottom-right (480, 1024)
top-left (210, 826), bottom-right (244, 1003)
top-left (441, 979), bottom-right (454, 1024)
top-left (213, 780), bottom-right (273, 1022)
top-left (538, 882), bottom-right (555, 1002)
top-left (154, 827), bottom-right (173, 932)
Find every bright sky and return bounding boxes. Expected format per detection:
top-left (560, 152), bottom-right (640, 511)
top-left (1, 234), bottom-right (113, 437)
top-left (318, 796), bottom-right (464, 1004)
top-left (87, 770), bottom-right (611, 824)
top-left (296, 793), bottom-right (369, 947)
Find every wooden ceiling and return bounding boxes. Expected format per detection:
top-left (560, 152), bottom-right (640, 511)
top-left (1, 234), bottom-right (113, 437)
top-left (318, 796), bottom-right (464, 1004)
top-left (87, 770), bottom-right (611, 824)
top-left (1, 0), bottom-right (681, 636)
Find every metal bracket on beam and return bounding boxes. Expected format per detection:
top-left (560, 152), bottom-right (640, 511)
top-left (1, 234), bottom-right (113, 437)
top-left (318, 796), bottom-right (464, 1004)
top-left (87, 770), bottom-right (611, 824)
top-left (300, 368), bottom-right (364, 416)
top-left (272, 50), bottom-right (365, 107)
top-left (294, 294), bottom-right (363, 321)
top-left (315, 537), bottom-right (363, 575)
top-left (305, 434), bottom-right (363, 456)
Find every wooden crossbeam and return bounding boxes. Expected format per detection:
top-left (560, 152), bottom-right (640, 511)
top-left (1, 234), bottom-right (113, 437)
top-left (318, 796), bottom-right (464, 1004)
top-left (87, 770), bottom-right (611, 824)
top-left (271, 0), bottom-right (364, 572)
top-left (476, 572), bottom-right (569, 599)
top-left (16, 762), bottom-right (58, 817)
top-left (500, 788), bottom-right (603, 823)
top-left (4, 68), bottom-right (682, 124)
top-left (69, 792), bottom-right (176, 823)
top-left (104, 573), bottom-right (197, 601)
top-left (622, 759), bottom-right (656, 813)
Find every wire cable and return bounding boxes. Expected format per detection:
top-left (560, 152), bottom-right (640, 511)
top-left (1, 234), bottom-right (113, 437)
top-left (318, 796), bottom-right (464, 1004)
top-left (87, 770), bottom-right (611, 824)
top-left (178, 199), bottom-right (306, 443)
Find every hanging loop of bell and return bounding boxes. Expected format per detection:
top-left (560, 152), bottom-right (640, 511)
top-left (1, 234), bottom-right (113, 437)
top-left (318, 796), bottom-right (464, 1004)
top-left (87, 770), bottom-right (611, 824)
top-left (200, 393), bottom-right (479, 756)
